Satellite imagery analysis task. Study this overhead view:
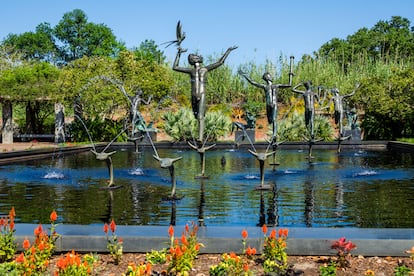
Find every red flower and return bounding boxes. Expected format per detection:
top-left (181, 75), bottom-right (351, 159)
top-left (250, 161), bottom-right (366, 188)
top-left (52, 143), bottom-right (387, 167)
top-left (109, 219), bottom-right (116, 233)
top-left (23, 238), bottom-right (30, 250)
top-left (103, 223), bottom-right (108, 234)
top-left (50, 210), bottom-right (57, 222)
top-left (241, 229), bottom-right (248, 239)
top-left (168, 225), bottom-right (174, 237)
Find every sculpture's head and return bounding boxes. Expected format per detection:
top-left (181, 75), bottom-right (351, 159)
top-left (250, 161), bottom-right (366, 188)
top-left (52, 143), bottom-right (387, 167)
top-left (331, 88), bottom-right (339, 95)
top-left (262, 72), bottom-right (272, 82)
top-left (304, 80), bottom-right (312, 89)
top-left (188, 54), bottom-right (203, 65)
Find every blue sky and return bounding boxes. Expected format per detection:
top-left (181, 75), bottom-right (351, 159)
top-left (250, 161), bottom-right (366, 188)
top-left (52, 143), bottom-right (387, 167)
top-left (1, 0), bottom-right (413, 68)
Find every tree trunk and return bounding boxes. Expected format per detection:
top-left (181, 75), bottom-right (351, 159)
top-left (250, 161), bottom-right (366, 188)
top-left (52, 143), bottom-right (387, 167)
top-left (2, 101), bottom-right (13, 144)
top-left (54, 102), bottom-right (65, 143)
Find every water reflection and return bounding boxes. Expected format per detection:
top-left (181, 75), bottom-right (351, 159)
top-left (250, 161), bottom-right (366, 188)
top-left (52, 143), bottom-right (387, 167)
top-left (0, 148), bottom-right (414, 227)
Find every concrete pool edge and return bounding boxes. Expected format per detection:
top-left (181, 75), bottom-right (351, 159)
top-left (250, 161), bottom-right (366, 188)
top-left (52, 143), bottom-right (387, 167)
top-left (14, 224), bottom-right (414, 257)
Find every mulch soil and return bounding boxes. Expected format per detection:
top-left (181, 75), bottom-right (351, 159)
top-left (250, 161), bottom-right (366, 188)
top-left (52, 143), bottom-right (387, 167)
top-left (44, 252), bottom-right (413, 275)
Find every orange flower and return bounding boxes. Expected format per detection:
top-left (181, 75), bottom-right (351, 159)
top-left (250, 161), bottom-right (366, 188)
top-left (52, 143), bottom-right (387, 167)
top-left (262, 224), bottom-right (268, 235)
top-left (34, 224), bottom-right (43, 236)
top-left (16, 252), bottom-right (25, 263)
top-left (50, 210), bottom-right (57, 222)
top-left (9, 219), bottom-right (14, 231)
top-left (246, 245), bottom-right (257, 256)
top-left (168, 225), bottom-right (174, 237)
top-left (270, 229), bottom-right (276, 239)
top-left (103, 223), bottom-right (108, 234)
top-left (185, 224), bottom-right (189, 233)
top-left (241, 229), bottom-right (248, 239)
top-left (109, 219), bottom-right (116, 233)
top-left (9, 207), bottom-right (15, 219)
top-left (243, 263), bottom-right (249, 271)
top-left (181, 235), bottom-right (188, 246)
top-left (23, 238), bottom-right (30, 250)
top-left (279, 228), bottom-right (289, 237)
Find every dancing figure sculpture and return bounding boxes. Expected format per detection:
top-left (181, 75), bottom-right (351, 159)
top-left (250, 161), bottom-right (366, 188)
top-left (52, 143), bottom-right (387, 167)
top-left (292, 80), bottom-right (321, 159)
top-left (330, 83), bottom-right (360, 152)
top-left (292, 80), bottom-right (319, 140)
top-left (170, 20), bottom-right (237, 177)
top-left (239, 56), bottom-right (294, 145)
top-left (173, 46), bottom-right (237, 142)
top-left (240, 57), bottom-right (294, 167)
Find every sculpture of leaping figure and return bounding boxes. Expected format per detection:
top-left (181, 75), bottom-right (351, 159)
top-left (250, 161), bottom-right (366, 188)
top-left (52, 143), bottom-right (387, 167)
top-left (153, 155), bottom-right (183, 200)
top-left (248, 150), bottom-right (275, 190)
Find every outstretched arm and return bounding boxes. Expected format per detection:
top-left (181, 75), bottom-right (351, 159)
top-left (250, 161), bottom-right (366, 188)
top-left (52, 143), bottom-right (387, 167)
top-left (142, 95), bottom-right (152, 105)
top-left (238, 70), bottom-right (264, 89)
top-left (172, 47), bottom-right (191, 73)
top-left (344, 83), bottom-right (360, 98)
top-left (205, 46), bottom-right (238, 71)
top-left (292, 82), bottom-right (304, 94)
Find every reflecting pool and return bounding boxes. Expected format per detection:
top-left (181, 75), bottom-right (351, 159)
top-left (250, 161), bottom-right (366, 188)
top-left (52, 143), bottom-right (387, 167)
top-left (0, 147), bottom-right (413, 228)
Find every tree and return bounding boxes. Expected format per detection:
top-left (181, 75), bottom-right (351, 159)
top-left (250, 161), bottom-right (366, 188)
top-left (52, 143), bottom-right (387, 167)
top-left (360, 67), bottom-right (414, 140)
top-left (0, 61), bottom-right (60, 134)
top-left (54, 9), bottom-right (124, 63)
top-left (133, 39), bottom-right (166, 64)
top-left (2, 23), bottom-right (57, 63)
top-left (317, 16), bottom-right (414, 64)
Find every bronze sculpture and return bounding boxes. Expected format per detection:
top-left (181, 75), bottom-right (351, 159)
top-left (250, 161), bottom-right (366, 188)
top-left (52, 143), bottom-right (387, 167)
top-left (239, 56), bottom-right (294, 144)
top-left (330, 83), bottom-right (360, 138)
top-left (292, 80), bottom-right (319, 140)
top-left (170, 20), bottom-right (237, 177)
top-left (173, 46), bottom-right (237, 141)
top-left (330, 83), bottom-right (360, 152)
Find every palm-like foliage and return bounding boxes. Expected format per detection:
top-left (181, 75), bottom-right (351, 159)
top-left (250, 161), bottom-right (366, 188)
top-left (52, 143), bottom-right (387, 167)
top-left (276, 111), bottom-right (334, 142)
top-left (162, 107), bottom-right (231, 142)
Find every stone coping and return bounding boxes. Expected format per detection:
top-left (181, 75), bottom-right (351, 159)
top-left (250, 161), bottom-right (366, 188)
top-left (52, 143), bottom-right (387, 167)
top-left (14, 224), bottom-right (414, 257)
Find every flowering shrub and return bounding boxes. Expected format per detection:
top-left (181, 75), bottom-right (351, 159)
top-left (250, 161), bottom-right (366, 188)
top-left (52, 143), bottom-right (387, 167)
top-left (261, 224), bottom-right (289, 274)
top-left (124, 262), bottom-right (152, 276)
top-left (209, 252), bottom-right (251, 276)
top-left (241, 229), bottom-right (257, 259)
top-left (15, 210), bottom-right (60, 274)
top-left (331, 237), bottom-right (356, 268)
top-left (0, 207), bottom-right (16, 262)
top-left (54, 250), bottom-right (96, 276)
top-left (209, 229), bottom-right (254, 275)
top-left (103, 219), bottom-right (123, 264)
top-left (166, 223), bottom-right (203, 274)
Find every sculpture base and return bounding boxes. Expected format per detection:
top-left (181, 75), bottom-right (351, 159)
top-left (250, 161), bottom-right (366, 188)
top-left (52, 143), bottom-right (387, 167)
top-left (129, 131), bottom-right (157, 144)
top-left (162, 195), bottom-right (184, 201)
top-left (344, 129), bottom-right (361, 141)
top-left (255, 184), bottom-right (272, 191)
top-left (100, 185), bottom-right (123, 190)
top-left (195, 175), bottom-right (209, 179)
top-left (235, 130), bottom-right (255, 144)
